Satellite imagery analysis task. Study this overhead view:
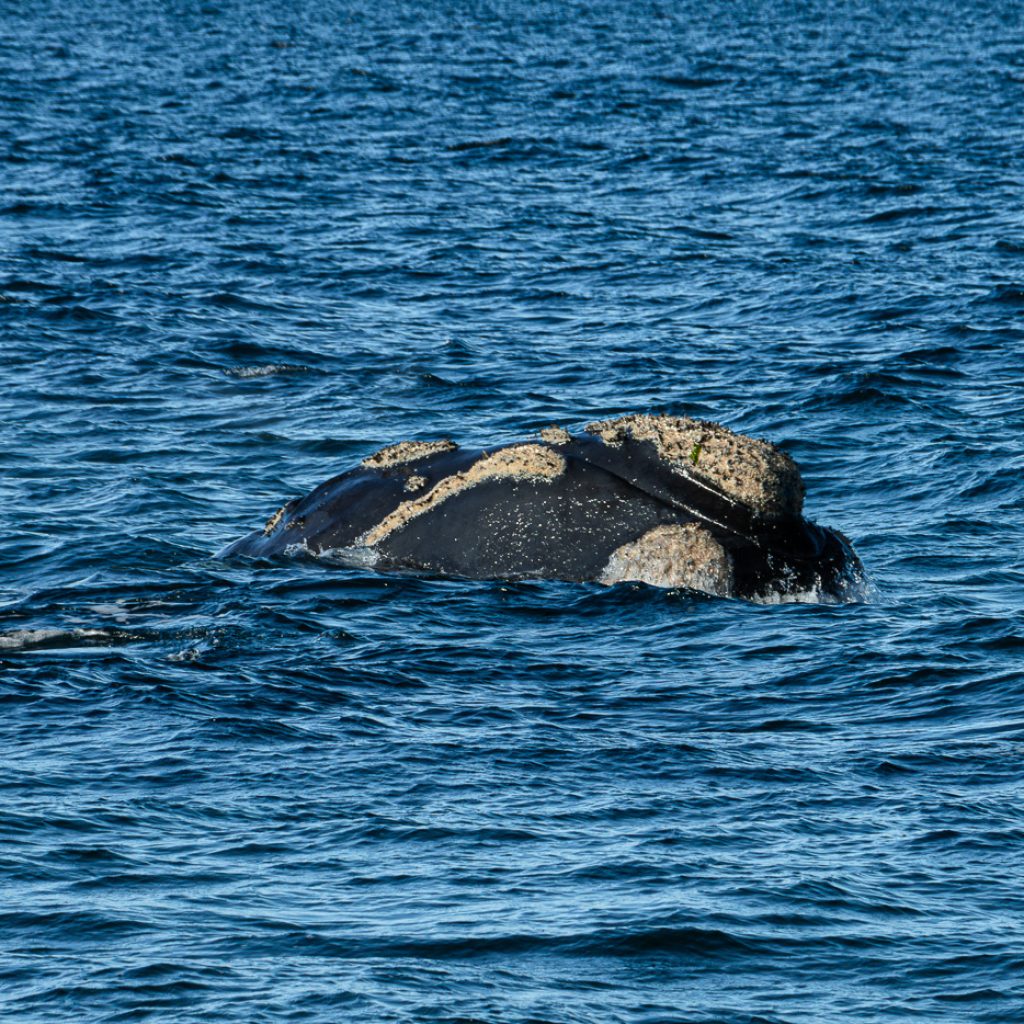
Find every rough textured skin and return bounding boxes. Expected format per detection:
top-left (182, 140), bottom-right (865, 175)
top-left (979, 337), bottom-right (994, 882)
top-left (599, 523), bottom-right (733, 596)
top-left (219, 415), bottom-right (861, 601)
top-left (539, 425), bottom-right (573, 445)
top-left (584, 414), bottom-right (804, 519)
top-left (361, 439), bottom-right (457, 469)
top-left (359, 444), bottom-right (565, 546)
top-left (263, 504), bottom-right (288, 536)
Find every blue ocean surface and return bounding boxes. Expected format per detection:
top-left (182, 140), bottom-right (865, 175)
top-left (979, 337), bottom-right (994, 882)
top-left (2, 1), bottom-right (1024, 1021)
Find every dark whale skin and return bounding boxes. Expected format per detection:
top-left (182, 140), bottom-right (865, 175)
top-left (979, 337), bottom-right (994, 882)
top-left (219, 427), bottom-right (863, 602)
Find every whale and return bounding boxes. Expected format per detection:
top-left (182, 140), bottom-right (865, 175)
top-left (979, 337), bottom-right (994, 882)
top-left (218, 414), bottom-right (864, 602)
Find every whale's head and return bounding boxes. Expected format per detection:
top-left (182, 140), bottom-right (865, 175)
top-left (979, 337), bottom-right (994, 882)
top-left (581, 415), bottom-right (866, 603)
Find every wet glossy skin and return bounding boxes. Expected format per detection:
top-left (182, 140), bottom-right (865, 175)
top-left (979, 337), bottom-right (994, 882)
top-left (220, 431), bottom-right (861, 601)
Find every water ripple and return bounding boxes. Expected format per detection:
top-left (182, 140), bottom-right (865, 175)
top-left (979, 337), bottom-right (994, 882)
top-left (2, 1), bottom-right (1024, 1022)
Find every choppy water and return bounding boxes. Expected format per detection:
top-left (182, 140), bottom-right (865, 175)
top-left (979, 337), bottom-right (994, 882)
top-left (3, 2), bottom-right (1024, 1021)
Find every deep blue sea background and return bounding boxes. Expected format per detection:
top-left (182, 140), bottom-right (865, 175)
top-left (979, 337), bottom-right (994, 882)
top-left (3, 1), bottom-right (1024, 1021)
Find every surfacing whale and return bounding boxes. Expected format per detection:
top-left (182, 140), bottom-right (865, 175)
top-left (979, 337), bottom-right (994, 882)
top-left (218, 414), bottom-right (864, 602)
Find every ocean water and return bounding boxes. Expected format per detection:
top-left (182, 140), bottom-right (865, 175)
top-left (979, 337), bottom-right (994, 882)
top-left (2, 1), bottom-right (1023, 1021)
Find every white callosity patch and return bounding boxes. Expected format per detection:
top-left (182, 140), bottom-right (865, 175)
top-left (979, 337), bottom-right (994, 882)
top-left (599, 523), bottom-right (734, 597)
top-left (360, 444), bottom-right (566, 547)
top-left (585, 414), bottom-right (804, 520)
top-left (539, 425), bottom-right (573, 445)
top-left (361, 439), bottom-right (457, 469)
top-left (404, 474), bottom-right (427, 493)
top-left (263, 504), bottom-right (288, 535)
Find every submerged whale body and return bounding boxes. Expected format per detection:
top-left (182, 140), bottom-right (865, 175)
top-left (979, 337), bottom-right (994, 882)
top-left (219, 414), bottom-right (864, 602)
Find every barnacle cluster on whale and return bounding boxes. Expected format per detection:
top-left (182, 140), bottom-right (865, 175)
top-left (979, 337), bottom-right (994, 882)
top-left (219, 414), bottom-right (864, 602)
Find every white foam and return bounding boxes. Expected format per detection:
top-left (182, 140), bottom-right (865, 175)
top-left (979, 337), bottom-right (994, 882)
top-left (225, 364), bottom-right (309, 378)
top-left (0, 627), bottom-right (117, 650)
top-left (316, 545), bottom-right (381, 569)
top-left (750, 566), bottom-right (875, 606)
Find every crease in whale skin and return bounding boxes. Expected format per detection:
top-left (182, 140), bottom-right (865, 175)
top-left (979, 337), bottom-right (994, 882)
top-left (217, 415), bottom-right (865, 603)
